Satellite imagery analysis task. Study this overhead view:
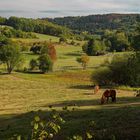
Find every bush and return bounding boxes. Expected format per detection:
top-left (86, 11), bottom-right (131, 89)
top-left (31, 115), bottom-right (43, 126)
top-left (71, 40), bottom-right (75, 45)
top-left (92, 53), bottom-right (140, 86)
top-left (92, 67), bottom-right (113, 86)
top-left (59, 37), bottom-right (67, 43)
top-left (38, 54), bottom-right (53, 73)
top-left (76, 54), bottom-right (90, 70)
top-left (30, 43), bottom-right (42, 54)
top-left (30, 59), bottom-right (38, 70)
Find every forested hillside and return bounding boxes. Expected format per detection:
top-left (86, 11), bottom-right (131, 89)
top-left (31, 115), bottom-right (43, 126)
top-left (0, 16), bottom-right (73, 38)
top-left (47, 14), bottom-right (140, 34)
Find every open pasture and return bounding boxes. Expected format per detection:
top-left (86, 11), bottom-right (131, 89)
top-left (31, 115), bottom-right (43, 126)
top-left (0, 70), bottom-right (139, 139)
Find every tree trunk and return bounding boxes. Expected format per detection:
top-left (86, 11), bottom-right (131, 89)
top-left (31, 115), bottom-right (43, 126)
top-left (6, 63), bottom-right (12, 74)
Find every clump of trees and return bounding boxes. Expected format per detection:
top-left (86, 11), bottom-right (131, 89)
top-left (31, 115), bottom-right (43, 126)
top-left (0, 36), bottom-right (22, 74)
top-left (102, 30), bottom-right (131, 52)
top-left (0, 26), bottom-right (37, 38)
top-left (0, 36), bottom-right (56, 74)
top-left (30, 42), bottom-right (57, 61)
top-left (29, 42), bottom-right (57, 73)
top-left (0, 16), bottom-right (73, 38)
top-left (83, 30), bottom-right (133, 56)
top-left (83, 39), bottom-right (107, 56)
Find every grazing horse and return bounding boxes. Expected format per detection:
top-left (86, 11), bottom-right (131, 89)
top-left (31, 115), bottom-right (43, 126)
top-left (135, 90), bottom-right (140, 97)
top-left (94, 85), bottom-right (100, 94)
top-left (101, 89), bottom-right (116, 104)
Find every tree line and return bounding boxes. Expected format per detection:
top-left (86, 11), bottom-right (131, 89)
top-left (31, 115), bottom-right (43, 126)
top-left (82, 28), bottom-right (140, 56)
top-left (0, 16), bottom-right (73, 39)
top-left (48, 14), bottom-right (140, 35)
top-left (0, 26), bottom-right (37, 38)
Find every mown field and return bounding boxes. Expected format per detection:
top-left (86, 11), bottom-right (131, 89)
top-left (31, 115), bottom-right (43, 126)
top-left (0, 34), bottom-right (140, 140)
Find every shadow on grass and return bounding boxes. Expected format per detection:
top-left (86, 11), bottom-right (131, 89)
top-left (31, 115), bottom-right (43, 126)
top-left (24, 71), bottom-right (44, 74)
top-left (23, 52), bottom-right (39, 56)
top-left (69, 85), bottom-right (94, 90)
top-left (62, 66), bottom-right (82, 71)
top-left (0, 97), bottom-right (140, 140)
top-left (0, 72), bottom-right (9, 75)
top-left (69, 85), bottom-right (112, 90)
top-left (64, 52), bottom-right (82, 57)
top-left (16, 70), bottom-right (45, 74)
top-left (40, 96), bottom-right (140, 108)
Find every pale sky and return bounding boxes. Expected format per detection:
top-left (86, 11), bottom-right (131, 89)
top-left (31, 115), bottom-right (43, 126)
top-left (0, 0), bottom-right (140, 18)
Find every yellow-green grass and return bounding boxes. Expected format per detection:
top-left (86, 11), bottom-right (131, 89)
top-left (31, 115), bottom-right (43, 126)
top-left (0, 71), bottom-right (139, 139)
top-left (12, 33), bottom-right (85, 46)
top-left (20, 45), bottom-right (113, 71)
top-left (35, 33), bottom-right (60, 42)
top-left (12, 33), bottom-right (60, 43)
top-left (54, 45), bottom-right (111, 71)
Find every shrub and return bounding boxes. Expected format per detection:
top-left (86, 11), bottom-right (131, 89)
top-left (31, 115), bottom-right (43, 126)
top-left (30, 43), bottom-right (42, 54)
top-left (76, 54), bottom-right (90, 70)
top-left (30, 59), bottom-right (38, 70)
top-left (10, 109), bottom-right (96, 140)
top-left (71, 40), bottom-right (75, 45)
top-left (92, 53), bottom-right (140, 86)
top-left (59, 37), bottom-right (67, 43)
top-left (38, 54), bottom-right (53, 73)
top-left (92, 67), bottom-right (113, 86)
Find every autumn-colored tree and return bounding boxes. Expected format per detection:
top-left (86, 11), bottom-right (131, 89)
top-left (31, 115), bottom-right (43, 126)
top-left (76, 54), bottom-right (90, 70)
top-left (48, 43), bottom-right (57, 62)
top-left (40, 42), bottom-right (57, 62)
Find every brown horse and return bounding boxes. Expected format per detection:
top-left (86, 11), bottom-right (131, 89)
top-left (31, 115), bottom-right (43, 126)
top-left (101, 89), bottom-right (116, 104)
top-left (94, 85), bottom-right (100, 94)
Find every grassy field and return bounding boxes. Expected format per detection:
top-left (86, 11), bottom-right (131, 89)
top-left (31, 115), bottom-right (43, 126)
top-left (20, 45), bottom-right (113, 71)
top-left (0, 34), bottom-right (139, 139)
top-left (0, 71), bottom-right (139, 139)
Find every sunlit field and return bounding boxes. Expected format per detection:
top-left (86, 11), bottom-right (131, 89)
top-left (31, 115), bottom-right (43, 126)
top-left (0, 71), bottom-right (140, 139)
